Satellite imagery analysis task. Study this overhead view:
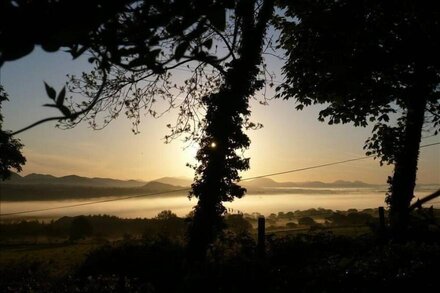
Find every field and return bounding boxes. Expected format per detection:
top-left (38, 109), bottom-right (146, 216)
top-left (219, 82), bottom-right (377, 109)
top-left (1, 209), bottom-right (440, 292)
top-left (0, 243), bottom-right (99, 278)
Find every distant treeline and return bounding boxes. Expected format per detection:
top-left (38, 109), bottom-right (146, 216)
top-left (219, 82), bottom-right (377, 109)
top-left (0, 212), bottom-right (186, 241)
top-left (0, 211), bottom-right (254, 242)
top-left (0, 208), bottom-right (405, 242)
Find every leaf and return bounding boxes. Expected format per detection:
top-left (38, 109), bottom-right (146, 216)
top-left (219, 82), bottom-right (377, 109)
top-left (202, 39), bottom-right (213, 50)
top-left (209, 9), bottom-right (226, 31)
top-left (174, 41), bottom-right (189, 61)
top-left (70, 46), bottom-right (88, 59)
top-left (59, 105), bottom-right (72, 117)
top-left (128, 58), bottom-right (144, 68)
top-left (44, 82), bottom-right (56, 100)
top-left (150, 49), bottom-right (161, 58)
top-left (56, 87), bottom-right (66, 107)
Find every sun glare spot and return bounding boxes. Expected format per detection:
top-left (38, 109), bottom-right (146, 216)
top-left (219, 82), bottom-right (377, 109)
top-left (210, 142), bottom-right (217, 148)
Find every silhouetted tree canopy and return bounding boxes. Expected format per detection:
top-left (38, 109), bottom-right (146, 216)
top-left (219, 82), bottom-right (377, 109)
top-left (2, 0), bottom-right (242, 136)
top-left (8, 0), bottom-right (438, 253)
top-left (185, 0), bottom-right (274, 260)
top-left (0, 0), bottom-right (128, 66)
top-left (0, 0), bottom-right (234, 70)
top-left (69, 215), bottom-right (93, 242)
top-left (277, 0), bottom-right (440, 234)
top-left (0, 86), bottom-right (26, 180)
top-left (1, 0), bottom-right (275, 259)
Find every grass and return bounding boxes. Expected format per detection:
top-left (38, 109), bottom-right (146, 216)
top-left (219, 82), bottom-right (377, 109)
top-left (0, 223), bottom-right (372, 280)
top-left (269, 225), bottom-right (372, 237)
top-left (1, 227), bottom-right (440, 292)
top-left (0, 242), bottom-right (100, 278)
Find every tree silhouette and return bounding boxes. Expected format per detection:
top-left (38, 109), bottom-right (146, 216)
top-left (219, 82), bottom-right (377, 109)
top-left (277, 0), bottom-right (440, 235)
top-left (2, 0), bottom-right (238, 135)
top-left (1, 0), bottom-right (275, 258)
top-left (46, 0), bottom-right (274, 259)
top-left (0, 0), bottom-right (130, 66)
top-left (186, 0), bottom-right (274, 260)
top-left (0, 86), bottom-right (26, 180)
top-left (69, 216), bottom-right (93, 242)
top-left (1, 0), bottom-right (229, 70)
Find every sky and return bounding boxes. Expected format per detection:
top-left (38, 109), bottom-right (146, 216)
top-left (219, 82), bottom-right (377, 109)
top-left (1, 47), bottom-right (439, 184)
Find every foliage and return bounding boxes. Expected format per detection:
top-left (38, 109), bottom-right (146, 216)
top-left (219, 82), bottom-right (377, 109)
top-left (0, 86), bottom-right (26, 180)
top-left (277, 0), bottom-right (440, 136)
top-left (276, 0), bottom-right (440, 233)
top-left (3, 231), bottom-right (440, 292)
top-left (325, 212), bottom-right (374, 227)
top-left (186, 0), bottom-right (275, 260)
top-left (4, 0), bottom-right (241, 137)
top-left (2, 1), bottom-right (274, 258)
top-left (0, 0), bottom-right (234, 68)
top-left (298, 216), bottom-right (316, 226)
top-left (0, 0), bottom-right (129, 66)
top-left (224, 214), bottom-right (253, 234)
top-left (69, 216), bottom-right (93, 242)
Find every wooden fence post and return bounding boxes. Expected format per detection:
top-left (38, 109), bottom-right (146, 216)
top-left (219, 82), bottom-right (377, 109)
top-left (257, 216), bottom-right (266, 258)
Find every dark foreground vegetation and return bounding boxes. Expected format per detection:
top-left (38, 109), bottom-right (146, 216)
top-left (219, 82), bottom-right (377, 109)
top-left (2, 208), bottom-right (440, 292)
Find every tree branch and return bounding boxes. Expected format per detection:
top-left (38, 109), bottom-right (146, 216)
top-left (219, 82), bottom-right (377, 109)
top-left (409, 189), bottom-right (440, 211)
top-left (10, 70), bottom-right (108, 136)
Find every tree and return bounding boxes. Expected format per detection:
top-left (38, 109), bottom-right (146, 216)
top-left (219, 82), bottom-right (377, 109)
top-left (225, 214), bottom-right (253, 234)
top-left (2, 0), bottom-right (238, 135)
top-left (1, 0), bottom-right (222, 68)
top-left (276, 0), bottom-right (440, 236)
top-left (69, 216), bottom-right (93, 242)
top-left (2, 0), bottom-right (275, 259)
top-left (0, 86), bottom-right (26, 180)
top-left (186, 0), bottom-right (274, 260)
top-left (56, 0), bottom-right (274, 260)
top-left (298, 216), bottom-right (316, 226)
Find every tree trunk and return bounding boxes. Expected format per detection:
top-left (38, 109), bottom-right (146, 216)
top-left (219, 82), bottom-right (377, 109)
top-left (389, 82), bottom-right (428, 237)
top-left (187, 0), bottom-right (274, 261)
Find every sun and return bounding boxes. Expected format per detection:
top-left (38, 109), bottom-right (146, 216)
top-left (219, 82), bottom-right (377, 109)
top-left (210, 142), bottom-right (217, 148)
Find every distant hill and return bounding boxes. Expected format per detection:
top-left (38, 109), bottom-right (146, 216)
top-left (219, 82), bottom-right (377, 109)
top-left (241, 178), bottom-right (378, 189)
top-left (1, 181), bottom-right (186, 202)
top-left (241, 178), bottom-right (279, 187)
top-left (153, 177), bottom-right (192, 187)
top-left (2, 173), bottom-right (436, 201)
top-left (2, 173), bottom-right (146, 188)
top-left (1, 173), bottom-right (380, 189)
top-left (141, 181), bottom-right (186, 192)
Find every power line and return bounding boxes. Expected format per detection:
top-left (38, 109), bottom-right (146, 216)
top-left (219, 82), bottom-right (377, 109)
top-left (1, 141), bottom-right (439, 217)
top-left (240, 156), bottom-right (370, 181)
top-left (240, 141), bottom-right (440, 181)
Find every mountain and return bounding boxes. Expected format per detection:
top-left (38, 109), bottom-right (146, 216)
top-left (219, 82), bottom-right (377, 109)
top-left (141, 181), bottom-right (186, 192)
top-left (153, 177), bottom-right (192, 187)
top-left (2, 173), bottom-right (379, 189)
top-left (241, 177), bottom-right (278, 188)
top-left (241, 178), bottom-right (378, 189)
top-left (2, 173), bottom-right (436, 202)
top-left (1, 175), bottom-right (186, 201)
top-left (2, 173), bottom-right (146, 188)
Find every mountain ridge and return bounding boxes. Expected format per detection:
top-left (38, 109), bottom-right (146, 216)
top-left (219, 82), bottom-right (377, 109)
top-left (1, 173), bottom-right (437, 202)
top-left (4, 172), bottom-right (437, 189)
